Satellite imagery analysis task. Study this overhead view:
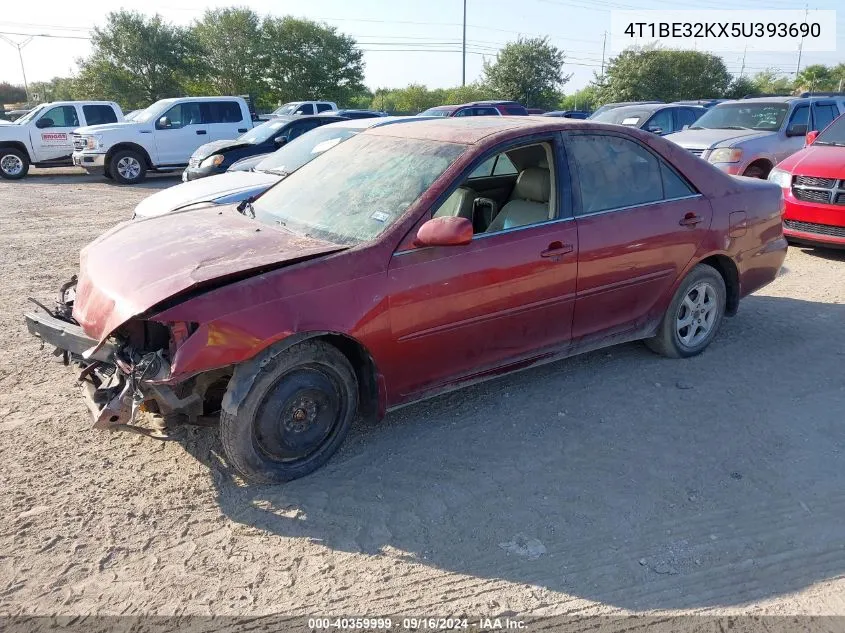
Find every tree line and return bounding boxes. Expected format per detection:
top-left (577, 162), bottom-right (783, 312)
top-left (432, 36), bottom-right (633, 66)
top-left (1, 8), bottom-right (843, 114)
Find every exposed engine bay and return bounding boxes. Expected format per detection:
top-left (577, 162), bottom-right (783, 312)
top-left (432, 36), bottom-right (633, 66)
top-left (25, 276), bottom-right (229, 439)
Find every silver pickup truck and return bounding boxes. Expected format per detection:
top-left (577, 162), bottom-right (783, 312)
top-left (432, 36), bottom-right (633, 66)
top-left (665, 96), bottom-right (845, 178)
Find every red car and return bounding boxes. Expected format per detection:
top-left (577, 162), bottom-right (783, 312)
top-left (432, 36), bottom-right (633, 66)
top-left (768, 113), bottom-right (845, 248)
top-left (25, 118), bottom-right (787, 483)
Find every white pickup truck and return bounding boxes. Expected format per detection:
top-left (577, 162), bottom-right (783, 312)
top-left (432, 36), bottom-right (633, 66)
top-left (0, 101), bottom-right (123, 179)
top-left (72, 96), bottom-right (257, 184)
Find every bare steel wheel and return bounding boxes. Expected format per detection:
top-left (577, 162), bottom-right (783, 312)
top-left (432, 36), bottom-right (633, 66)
top-left (110, 149), bottom-right (146, 184)
top-left (0, 148), bottom-right (29, 179)
top-left (646, 264), bottom-right (726, 358)
top-left (220, 340), bottom-right (358, 483)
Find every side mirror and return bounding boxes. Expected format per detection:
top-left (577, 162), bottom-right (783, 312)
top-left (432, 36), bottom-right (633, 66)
top-left (805, 130), bottom-right (819, 146)
top-left (786, 123), bottom-right (808, 137)
top-left (35, 117), bottom-right (54, 129)
top-left (274, 136), bottom-right (288, 147)
top-left (646, 126), bottom-right (664, 135)
top-left (414, 216), bottom-right (473, 248)
top-left (157, 116), bottom-right (171, 129)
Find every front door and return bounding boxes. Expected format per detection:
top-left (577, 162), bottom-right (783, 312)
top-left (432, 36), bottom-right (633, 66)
top-left (30, 104), bottom-right (80, 162)
top-left (154, 102), bottom-right (205, 165)
top-left (565, 132), bottom-right (713, 341)
top-left (386, 138), bottom-right (578, 400)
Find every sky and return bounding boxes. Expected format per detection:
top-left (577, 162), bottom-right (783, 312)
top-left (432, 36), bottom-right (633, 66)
top-left (0, 0), bottom-right (843, 95)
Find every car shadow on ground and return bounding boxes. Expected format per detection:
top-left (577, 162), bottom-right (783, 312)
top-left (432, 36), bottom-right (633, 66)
top-left (18, 169), bottom-right (180, 190)
top-left (791, 244), bottom-right (845, 263)
top-left (179, 295), bottom-right (845, 611)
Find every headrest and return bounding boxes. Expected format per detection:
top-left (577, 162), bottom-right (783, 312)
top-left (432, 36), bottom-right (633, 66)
top-left (513, 167), bottom-right (550, 203)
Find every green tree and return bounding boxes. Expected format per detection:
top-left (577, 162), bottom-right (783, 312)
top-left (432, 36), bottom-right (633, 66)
top-left (598, 48), bottom-right (731, 103)
top-left (558, 86), bottom-right (599, 111)
top-left (0, 82), bottom-right (27, 104)
top-left (29, 77), bottom-right (77, 103)
top-left (724, 76), bottom-right (759, 99)
top-left (750, 69), bottom-right (794, 95)
top-left (482, 37), bottom-right (568, 108)
top-left (190, 8), bottom-right (263, 97)
top-left (75, 11), bottom-right (203, 109)
top-left (259, 17), bottom-right (365, 108)
top-left (443, 83), bottom-right (492, 104)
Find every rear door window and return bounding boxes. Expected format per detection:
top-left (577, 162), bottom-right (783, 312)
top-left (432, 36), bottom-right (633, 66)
top-left (201, 101), bottom-right (243, 123)
top-left (568, 134), bottom-right (665, 215)
top-left (316, 103), bottom-right (334, 112)
top-left (82, 105), bottom-right (117, 126)
top-left (473, 107), bottom-right (499, 116)
top-left (812, 103), bottom-right (838, 131)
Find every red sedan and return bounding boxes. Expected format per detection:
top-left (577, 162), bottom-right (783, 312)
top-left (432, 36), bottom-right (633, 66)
top-left (768, 113), bottom-right (845, 248)
top-left (25, 118), bottom-right (787, 483)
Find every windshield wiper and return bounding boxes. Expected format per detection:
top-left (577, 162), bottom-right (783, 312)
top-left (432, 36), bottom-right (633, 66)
top-left (814, 141), bottom-right (845, 147)
top-left (236, 197), bottom-right (256, 218)
top-left (717, 126), bottom-right (750, 130)
top-left (264, 168), bottom-right (290, 177)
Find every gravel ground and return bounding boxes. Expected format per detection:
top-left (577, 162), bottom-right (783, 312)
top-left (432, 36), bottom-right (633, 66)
top-left (1, 168), bottom-right (845, 622)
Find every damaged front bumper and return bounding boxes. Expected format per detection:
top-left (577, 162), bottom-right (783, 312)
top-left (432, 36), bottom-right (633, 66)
top-left (24, 279), bottom-right (202, 438)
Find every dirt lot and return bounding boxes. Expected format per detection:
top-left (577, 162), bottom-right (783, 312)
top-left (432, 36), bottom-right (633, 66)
top-left (1, 168), bottom-right (844, 621)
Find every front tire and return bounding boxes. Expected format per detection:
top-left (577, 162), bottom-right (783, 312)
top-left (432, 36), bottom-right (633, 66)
top-left (109, 149), bottom-right (146, 184)
top-left (220, 341), bottom-right (358, 484)
top-left (0, 148), bottom-right (29, 180)
top-left (646, 264), bottom-right (727, 358)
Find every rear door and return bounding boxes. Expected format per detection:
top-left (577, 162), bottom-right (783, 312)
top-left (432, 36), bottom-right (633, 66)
top-left (202, 100), bottom-right (248, 142)
top-left (565, 131), bottom-right (712, 342)
top-left (30, 104), bottom-right (80, 161)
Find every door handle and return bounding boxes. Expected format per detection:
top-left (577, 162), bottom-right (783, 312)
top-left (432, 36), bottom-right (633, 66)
top-left (238, 128), bottom-right (248, 133)
top-left (679, 213), bottom-right (703, 227)
top-left (196, 130), bottom-right (207, 135)
top-left (540, 242), bottom-right (574, 258)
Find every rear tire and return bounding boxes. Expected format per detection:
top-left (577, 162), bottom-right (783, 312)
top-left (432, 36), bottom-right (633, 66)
top-left (109, 149), bottom-right (146, 185)
top-left (0, 148), bottom-right (29, 180)
top-left (645, 264), bottom-right (727, 358)
top-left (220, 341), bottom-right (358, 484)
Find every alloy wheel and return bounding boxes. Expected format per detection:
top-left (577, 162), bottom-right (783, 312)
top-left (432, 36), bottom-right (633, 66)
top-left (675, 282), bottom-right (718, 348)
top-left (1, 154), bottom-right (23, 176)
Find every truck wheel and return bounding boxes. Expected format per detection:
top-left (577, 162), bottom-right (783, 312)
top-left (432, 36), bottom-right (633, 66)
top-left (110, 150), bottom-right (146, 184)
top-left (645, 264), bottom-right (726, 359)
top-left (0, 148), bottom-right (29, 180)
top-left (220, 340), bottom-right (358, 484)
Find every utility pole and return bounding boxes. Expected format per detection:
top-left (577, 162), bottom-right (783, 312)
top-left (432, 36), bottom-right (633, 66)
top-left (600, 31), bottom-right (607, 80)
top-left (462, 0), bottom-right (467, 86)
top-left (795, 3), bottom-right (808, 79)
top-left (0, 35), bottom-right (34, 102)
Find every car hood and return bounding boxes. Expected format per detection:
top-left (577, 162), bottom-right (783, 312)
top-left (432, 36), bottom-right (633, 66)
top-left (134, 171), bottom-right (280, 218)
top-left (191, 138), bottom-right (252, 160)
top-left (667, 127), bottom-right (775, 149)
top-left (777, 144), bottom-right (845, 178)
top-left (74, 121), bottom-right (138, 135)
top-left (73, 207), bottom-right (345, 345)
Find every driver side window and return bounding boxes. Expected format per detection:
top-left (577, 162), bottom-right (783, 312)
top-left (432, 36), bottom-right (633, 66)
top-left (432, 142), bottom-right (557, 235)
top-left (39, 105), bottom-right (79, 128)
top-left (159, 103), bottom-right (202, 129)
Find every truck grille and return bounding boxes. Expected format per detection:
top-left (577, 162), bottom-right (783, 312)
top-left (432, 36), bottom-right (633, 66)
top-left (784, 219), bottom-right (845, 238)
top-left (72, 135), bottom-right (86, 151)
top-left (791, 177), bottom-right (845, 206)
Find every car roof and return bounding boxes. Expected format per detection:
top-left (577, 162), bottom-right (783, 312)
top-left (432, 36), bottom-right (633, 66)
top-left (321, 115), bottom-right (438, 130)
top-left (367, 116), bottom-right (599, 145)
